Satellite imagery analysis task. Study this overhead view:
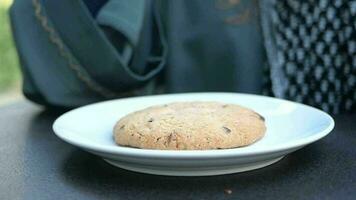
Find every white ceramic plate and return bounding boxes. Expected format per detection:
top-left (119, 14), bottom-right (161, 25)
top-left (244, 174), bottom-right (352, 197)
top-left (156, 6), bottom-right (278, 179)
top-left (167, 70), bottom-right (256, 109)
top-left (53, 93), bottom-right (334, 176)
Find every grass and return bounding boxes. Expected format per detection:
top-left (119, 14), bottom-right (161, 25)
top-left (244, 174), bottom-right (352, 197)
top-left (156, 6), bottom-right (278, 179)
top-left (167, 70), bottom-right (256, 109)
top-left (0, 0), bottom-right (21, 93)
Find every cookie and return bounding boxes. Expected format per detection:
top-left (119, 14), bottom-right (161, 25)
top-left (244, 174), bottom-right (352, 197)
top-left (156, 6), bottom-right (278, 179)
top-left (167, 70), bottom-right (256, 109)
top-left (113, 101), bottom-right (266, 150)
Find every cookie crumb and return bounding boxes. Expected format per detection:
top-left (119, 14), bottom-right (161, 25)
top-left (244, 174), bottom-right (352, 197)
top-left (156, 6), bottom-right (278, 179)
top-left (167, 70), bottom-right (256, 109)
top-left (224, 188), bottom-right (232, 195)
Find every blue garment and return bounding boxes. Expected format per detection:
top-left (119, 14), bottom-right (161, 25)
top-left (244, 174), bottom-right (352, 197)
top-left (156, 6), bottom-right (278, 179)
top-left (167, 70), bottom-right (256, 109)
top-left (11, 0), bottom-right (355, 113)
top-left (96, 0), bottom-right (265, 94)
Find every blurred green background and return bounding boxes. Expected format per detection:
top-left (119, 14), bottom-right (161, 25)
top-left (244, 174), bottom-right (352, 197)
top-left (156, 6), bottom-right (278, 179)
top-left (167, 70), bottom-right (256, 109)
top-left (0, 0), bottom-right (22, 104)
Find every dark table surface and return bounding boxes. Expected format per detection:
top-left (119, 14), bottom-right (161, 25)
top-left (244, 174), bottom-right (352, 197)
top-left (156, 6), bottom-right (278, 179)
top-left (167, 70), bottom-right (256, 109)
top-left (0, 101), bottom-right (355, 200)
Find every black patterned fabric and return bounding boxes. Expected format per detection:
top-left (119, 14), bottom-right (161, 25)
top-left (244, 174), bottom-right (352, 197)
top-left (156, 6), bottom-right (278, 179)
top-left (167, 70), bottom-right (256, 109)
top-left (262, 0), bottom-right (356, 113)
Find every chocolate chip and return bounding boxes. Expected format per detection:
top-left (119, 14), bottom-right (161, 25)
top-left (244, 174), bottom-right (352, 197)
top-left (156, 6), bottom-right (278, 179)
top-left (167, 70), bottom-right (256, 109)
top-left (256, 113), bottom-right (265, 121)
top-left (148, 118), bottom-right (154, 122)
top-left (167, 132), bottom-right (178, 145)
top-left (120, 125), bottom-right (125, 130)
top-left (156, 137), bottom-right (162, 142)
top-left (253, 111), bottom-right (265, 121)
top-left (222, 126), bottom-right (231, 133)
top-left (222, 104), bottom-right (228, 108)
top-left (167, 133), bottom-right (174, 143)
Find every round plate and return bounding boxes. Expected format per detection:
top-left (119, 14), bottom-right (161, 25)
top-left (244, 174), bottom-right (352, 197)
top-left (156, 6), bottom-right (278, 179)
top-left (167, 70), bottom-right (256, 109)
top-left (53, 93), bottom-right (334, 176)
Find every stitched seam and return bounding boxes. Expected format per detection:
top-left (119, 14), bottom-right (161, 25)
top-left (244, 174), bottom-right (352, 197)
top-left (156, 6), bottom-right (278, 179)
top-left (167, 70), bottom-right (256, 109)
top-left (32, 0), bottom-right (118, 98)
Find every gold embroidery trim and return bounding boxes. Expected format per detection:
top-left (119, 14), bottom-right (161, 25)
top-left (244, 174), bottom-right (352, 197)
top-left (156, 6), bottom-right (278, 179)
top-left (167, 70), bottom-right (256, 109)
top-left (32, 0), bottom-right (118, 98)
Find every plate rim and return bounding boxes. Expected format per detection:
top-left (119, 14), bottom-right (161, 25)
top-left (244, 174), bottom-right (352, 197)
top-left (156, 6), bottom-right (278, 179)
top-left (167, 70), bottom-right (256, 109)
top-left (53, 92), bottom-right (335, 159)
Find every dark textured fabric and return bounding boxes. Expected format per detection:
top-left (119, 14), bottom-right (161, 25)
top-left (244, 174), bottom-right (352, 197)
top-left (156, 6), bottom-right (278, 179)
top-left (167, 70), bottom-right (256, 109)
top-left (261, 0), bottom-right (356, 113)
